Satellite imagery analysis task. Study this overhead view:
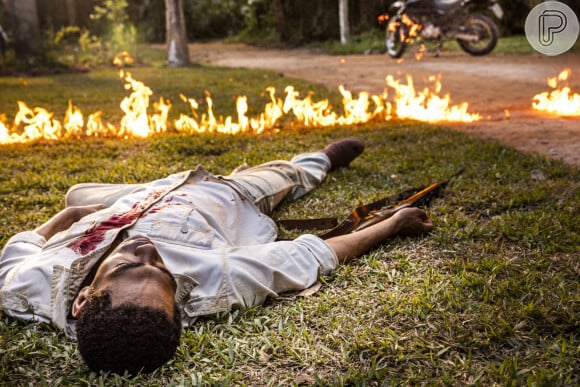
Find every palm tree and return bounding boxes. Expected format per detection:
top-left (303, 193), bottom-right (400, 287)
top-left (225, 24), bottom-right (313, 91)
top-left (165, 0), bottom-right (190, 66)
top-left (5, 0), bottom-right (42, 58)
top-left (338, 0), bottom-right (350, 44)
top-left (65, 0), bottom-right (77, 25)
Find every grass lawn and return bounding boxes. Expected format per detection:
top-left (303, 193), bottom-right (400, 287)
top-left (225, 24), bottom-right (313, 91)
top-left (0, 56), bottom-right (578, 385)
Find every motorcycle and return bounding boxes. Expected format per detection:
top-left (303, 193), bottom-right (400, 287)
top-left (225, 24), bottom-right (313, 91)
top-left (383, 0), bottom-right (503, 58)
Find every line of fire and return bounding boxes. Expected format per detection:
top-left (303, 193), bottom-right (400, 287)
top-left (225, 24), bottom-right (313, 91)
top-left (0, 54), bottom-right (578, 145)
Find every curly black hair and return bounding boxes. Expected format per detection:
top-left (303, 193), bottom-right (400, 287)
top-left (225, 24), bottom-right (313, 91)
top-left (76, 290), bottom-right (182, 375)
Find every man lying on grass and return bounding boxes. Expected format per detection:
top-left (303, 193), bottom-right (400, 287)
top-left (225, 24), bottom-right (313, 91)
top-left (0, 138), bottom-right (433, 375)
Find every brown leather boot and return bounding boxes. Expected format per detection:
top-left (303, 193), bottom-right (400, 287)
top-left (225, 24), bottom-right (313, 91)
top-left (321, 138), bottom-right (365, 170)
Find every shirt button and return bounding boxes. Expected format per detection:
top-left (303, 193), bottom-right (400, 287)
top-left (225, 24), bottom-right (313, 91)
top-left (180, 225), bottom-right (189, 233)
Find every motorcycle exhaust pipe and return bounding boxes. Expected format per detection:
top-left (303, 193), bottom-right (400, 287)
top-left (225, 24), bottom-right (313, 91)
top-left (453, 33), bottom-right (479, 42)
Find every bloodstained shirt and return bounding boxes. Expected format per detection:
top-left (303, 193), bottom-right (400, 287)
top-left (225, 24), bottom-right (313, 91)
top-left (0, 166), bottom-right (337, 338)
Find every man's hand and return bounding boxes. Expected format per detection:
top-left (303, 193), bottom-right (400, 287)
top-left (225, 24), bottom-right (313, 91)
top-left (34, 204), bottom-right (106, 240)
top-left (390, 207), bottom-right (434, 237)
top-left (325, 207), bottom-right (433, 264)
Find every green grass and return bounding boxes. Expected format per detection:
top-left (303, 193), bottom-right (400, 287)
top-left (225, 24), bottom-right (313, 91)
top-left (0, 59), bottom-right (579, 385)
top-left (317, 29), bottom-right (387, 55)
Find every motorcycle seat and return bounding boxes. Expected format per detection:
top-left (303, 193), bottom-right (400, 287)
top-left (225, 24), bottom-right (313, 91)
top-left (433, 0), bottom-right (462, 12)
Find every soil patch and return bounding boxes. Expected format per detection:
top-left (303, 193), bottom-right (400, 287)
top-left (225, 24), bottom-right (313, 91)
top-left (189, 42), bottom-right (580, 167)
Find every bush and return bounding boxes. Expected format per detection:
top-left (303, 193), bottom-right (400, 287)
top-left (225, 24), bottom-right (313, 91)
top-left (48, 0), bottom-right (137, 68)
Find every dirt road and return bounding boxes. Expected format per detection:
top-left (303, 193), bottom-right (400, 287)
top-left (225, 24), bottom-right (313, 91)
top-left (189, 42), bottom-right (580, 167)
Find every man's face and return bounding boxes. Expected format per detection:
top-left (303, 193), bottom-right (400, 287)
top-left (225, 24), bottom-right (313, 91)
top-left (73, 235), bottom-right (177, 318)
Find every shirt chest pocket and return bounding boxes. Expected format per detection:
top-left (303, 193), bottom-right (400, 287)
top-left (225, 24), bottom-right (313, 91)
top-left (147, 205), bottom-right (215, 248)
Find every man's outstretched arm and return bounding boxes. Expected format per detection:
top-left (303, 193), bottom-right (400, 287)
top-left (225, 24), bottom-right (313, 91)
top-left (324, 207), bottom-right (433, 264)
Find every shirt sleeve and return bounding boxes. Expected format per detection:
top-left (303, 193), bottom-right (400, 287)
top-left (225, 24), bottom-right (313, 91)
top-left (226, 234), bottom-right (339, 309)
top-left (0, 231), bottom-right (46, 287)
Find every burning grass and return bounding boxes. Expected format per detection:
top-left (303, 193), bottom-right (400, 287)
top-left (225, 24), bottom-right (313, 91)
top-left (0, 64), bottom-right (482, 144)
top-left (0, 66), bottom-right (578, 385)
top-left (533, 69), bottom-right (580, 116)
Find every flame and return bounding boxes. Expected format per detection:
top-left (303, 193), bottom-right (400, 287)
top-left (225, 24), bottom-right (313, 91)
top-left (64, 100), bottom-right (84, 136)
top-left (86, 111), bottom-right (116, 137)
top-left (377, 14), bottom-right (389, 24)
top-left (532, 69), bottom-right (580, 116)
top-left (381, 13), bottom-right (422, 59)
top-left (401, 14), bottom-right (422, 42)
top-left (386, 74), bottom-right (481, 123)
top-left (4, 101), bottom-right (63, 143)
top-left (113, 51), bottom-right (135, 67)
top-left (415, 44), bottom-right (426, 61)
top-left (119, 70), bottom-right (155, 137)
top-left (384, 14), bottom-right (421, 44)
top-left (0, 71), bottom-right (481, 145)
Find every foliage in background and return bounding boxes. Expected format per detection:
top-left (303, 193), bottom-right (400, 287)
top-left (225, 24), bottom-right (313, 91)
top-left (90, 0), bottom-right (137, 55)
top-left (235, 0), bottom-right (386, 46)
top-left (51, 26), bottom-right (104, 68)
top-left (186, 0), bottom-right (246, 40)
top-left (241, 0), bottom-right (340, 45)
top-left (51, 0), bottom-right (137, 68)
top-left (4, 0), bottom-right (580, 70)
top-left (124, 0), bottom-right (249, 43)
top-left (232, 0), bottom-right (580, 45)
top-left (235, 0), bottom-right (280, 45)
top-left (123, 0), bottom-right (386, 45)
top-left (0, 0), bottom-right (138, 71)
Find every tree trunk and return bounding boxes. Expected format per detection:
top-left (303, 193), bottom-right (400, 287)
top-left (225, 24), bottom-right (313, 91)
top-left (165, 0), bottom-right (190, 66)
top-left (65, 0), bottom-right (77, 26)
top-left (272, 0), bottom-right (288, 41)
top-left (338, 0), bottom-right (350, 44)
top-left (7, 0), bottom-right (42, 58)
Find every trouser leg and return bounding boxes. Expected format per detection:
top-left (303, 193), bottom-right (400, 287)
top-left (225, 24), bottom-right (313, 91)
top-left (219, 151), bottom-right (331, 214)
top-left (65, 151), bottom-right (332, 213)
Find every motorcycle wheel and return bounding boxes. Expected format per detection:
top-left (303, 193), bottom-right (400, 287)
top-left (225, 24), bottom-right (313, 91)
top-left (385, 17), bottom-right (408, 58)
top-left (456, 13), bottom-right (498, 56)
